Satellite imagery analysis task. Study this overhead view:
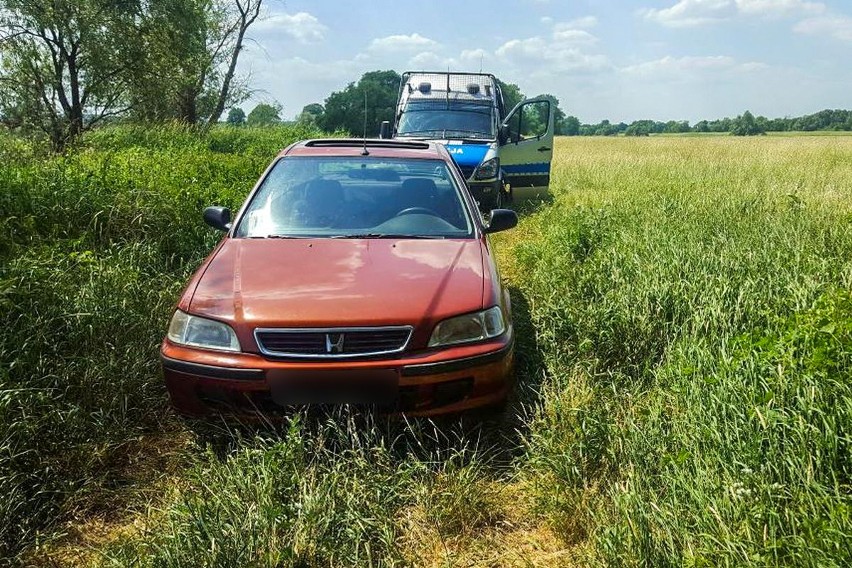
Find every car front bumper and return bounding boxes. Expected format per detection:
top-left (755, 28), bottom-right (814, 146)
top-left (160, 331), bottom-right (514, 417)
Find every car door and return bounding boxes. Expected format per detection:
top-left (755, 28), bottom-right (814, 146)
top-left (499, 98), bottom-right (554, 198)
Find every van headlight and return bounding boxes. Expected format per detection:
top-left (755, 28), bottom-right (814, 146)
top-left (167, 310), bottom-right (241, 352)
top-left (428, 306), bottom-right (506, 347)
top-left (474, 157), bottom-right (499, 180)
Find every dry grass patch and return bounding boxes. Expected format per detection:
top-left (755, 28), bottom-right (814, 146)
top-left (399, 480), bottom-right (587, 567)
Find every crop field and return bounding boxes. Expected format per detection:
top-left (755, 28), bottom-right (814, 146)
top-left (1, 128), bottom-right (850, 567)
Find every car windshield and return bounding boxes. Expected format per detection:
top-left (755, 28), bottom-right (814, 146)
top-left (396, 101), bottom-right (496, 140)
top-left (234, 157), bottom-right (474, 239)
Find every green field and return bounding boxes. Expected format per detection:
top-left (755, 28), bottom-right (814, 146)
top-left (1, 129), bottom-right (850, 566)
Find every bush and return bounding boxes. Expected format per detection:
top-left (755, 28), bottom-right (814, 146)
top-left (0, 123), bottom-right (322, 559)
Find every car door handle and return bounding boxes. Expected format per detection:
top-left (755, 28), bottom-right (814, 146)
top-left (537, 146), bottom-right (551, 152)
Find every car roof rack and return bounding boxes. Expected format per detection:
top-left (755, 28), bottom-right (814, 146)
top-left (303, 139), bottom-right (431, 150)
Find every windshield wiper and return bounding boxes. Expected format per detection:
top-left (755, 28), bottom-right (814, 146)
top-left (399, 129), bottom-right (491, 140)
top-left (397, 129), bottom-right (445, 136)
top-left (330, 233), bottom-right (446, 239)
top-left (443, 129), bottom-right (490, 136)
top-left (247, 234), bottom-right (312, 239)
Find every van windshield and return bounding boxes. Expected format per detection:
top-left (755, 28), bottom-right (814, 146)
top-left (397, 100), bottom-right (496, 140)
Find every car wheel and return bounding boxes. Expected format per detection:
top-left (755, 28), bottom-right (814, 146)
top-left (482, 187), bottom-right (502, 220)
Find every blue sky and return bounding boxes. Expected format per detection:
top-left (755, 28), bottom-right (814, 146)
top-left (237, 0), bottom-right (852, 123)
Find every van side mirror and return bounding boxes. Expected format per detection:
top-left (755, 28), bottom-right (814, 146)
top-left (498, 124), bottom-right (510, 145)
top-left (379, 121), bottom-right (392, 139)
top-left (484, 209), bottom-right (518, 234)
top-left (203, 206), bottom-right (231, 232)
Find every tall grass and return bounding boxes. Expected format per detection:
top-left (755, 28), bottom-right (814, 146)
top-left (2, 131), bottom-right (850, 566)
top-left (513, 137), bottom-right (852, 566)
top-left (98, 416), bottom-right (504, 568)
top-left (0, 124), bottom-right (322, 561)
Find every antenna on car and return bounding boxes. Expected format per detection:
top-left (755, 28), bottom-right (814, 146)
top-left (361, 91), bottom-right (370, 156)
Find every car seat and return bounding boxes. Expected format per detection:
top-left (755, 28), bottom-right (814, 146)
top-left (301, 178), bottom-right (345, 227)
top-left (400, 177), bottom-right (465, 227)
top-left (400, 178), bottom-right (438, 211)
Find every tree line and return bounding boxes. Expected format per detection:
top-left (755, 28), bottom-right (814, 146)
top-left (226, 70), bottom-right (402, 136)
top-left (226, 71), bottom-right (568, 137)
top-left (4, 17), bottom-right (850, 150)
top-left (0, 0), bottom-right (263, 149)
top-left (578, 109), bottom-right (852, 137)
top-left (228, 70), bottom-right (851, 138)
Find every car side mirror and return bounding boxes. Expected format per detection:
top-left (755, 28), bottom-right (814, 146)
top-left (498, 124), bottom-right (510, 145)
top-left (379, 121), bottom-right (391, 139)
top-left (203, 206), bottom-right (231, 232)
top-left (484, 209), bottom-right (518, 234)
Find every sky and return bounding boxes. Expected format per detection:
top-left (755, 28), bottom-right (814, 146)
top-left (236, 0), bottom-right (852, 123)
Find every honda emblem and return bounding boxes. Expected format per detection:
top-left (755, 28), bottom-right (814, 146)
top-left (325, 333), bottom-right (345, 354)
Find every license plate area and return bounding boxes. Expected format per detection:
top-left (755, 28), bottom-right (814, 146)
top-left (268, 369), bottom-right (399, 407)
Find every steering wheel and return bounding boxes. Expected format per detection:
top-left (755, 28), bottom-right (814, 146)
top-left (395, 207), bottom-right (440, 217)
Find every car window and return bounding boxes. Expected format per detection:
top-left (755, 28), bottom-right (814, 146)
top-left (506, 100), bottom-right (551, 142)
top-left (234, 157), bottom-right (474, 239)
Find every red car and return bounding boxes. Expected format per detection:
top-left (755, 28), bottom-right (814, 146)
top-left (161, 139), bottom-right (517, 416)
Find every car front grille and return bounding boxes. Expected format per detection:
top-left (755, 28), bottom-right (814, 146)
top-left (459, 166), bottom-right (476, 180)
top-left (254, 326), bottom-right (413, 359)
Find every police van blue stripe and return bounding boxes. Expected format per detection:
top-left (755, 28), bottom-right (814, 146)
top-left (445, 144), bottom-right (489, 169)
top-left (502, 163), bottom-right (550, 174)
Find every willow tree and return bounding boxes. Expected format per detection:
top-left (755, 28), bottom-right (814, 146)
top-left (0, 0), bottom-right (138, 149)
top-left (131, 0), bottom-right (262, 125)
top-left (0, 0), bottom-right (263, 149)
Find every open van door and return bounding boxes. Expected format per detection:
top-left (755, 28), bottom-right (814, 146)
top-left (499, 98), bottom-right (554, 198)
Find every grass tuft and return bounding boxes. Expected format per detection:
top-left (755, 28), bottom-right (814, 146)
top-left (3, 131), bottom-right (850, 566)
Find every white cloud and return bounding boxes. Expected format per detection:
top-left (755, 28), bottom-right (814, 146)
top-left (251, 56), bottom-right (355, 83)
top-left (460, 48), bottom-right (489, 62)
top-left (495, 17), bottom-right (609, 75)
top-left (369, 33), bottom-right (438, 53)
top-left (735, 0), bottom-right (825, 17)
top-left (794, 14), bottom-right (852, 41)
top-left (552, 29), bottom-right (599, 45)
top-left (640, 0), bottom-right (824, 27)
top-left (639, 0), bottom-right (734, 27)
top-left (621, 55), bottom-right (767, 76)
top-left (408, 51), bottom-right (449, 69)
top-left (496, 37), bottom-right (547, 60)
top-left (560, 15), bottom-right (598, 29)
top-left (497, 37), bottom-right (609, 73)
top-left (403, 48), bottom-right (494, 73)
top-left (254, 12), bottom-right (327, 43)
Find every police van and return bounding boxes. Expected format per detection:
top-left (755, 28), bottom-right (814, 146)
top-left (381, 71), bottom-right (554, 212)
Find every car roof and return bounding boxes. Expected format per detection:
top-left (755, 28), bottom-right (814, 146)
top-left (279, 139), bottom-right (450, 161)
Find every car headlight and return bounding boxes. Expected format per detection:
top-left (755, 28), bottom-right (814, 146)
top-left (428, 306), bottom-right (506, 347)
top-left (167, 309), bottom-right (241, 352)
top-left (474, 157), bottom-right (499, 180)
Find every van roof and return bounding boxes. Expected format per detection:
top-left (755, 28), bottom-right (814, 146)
top-left (401, 72), bottom-right (498, 103)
